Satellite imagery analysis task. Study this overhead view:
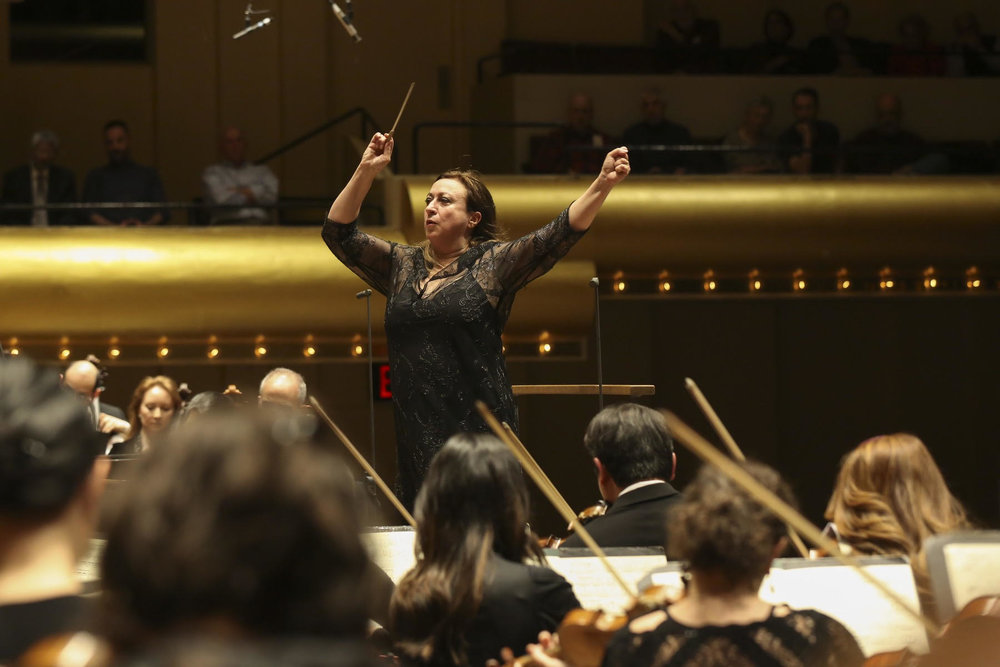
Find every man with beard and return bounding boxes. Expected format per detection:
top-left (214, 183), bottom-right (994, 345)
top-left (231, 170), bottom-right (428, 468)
top-left (82, 119), bottom-right (167, 225)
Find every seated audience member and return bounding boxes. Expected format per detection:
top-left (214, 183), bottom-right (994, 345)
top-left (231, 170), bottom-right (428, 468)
top-left (947, 12), bottom-right (1000, 76)
top-left (742, 9), bottom-right (804, 75)
top-left (723, 97), bottom-right (784, 174)
top-left (98, 412), bottom-right (388, 661)
top-left (887, 14), bottom-right (946, 77)
top-left (824, 433), bottom-right (971, 620)
top-left (82, 120), bottom-right (167, 226)
top-left (848, 93), bottom-right (947, 174)
top-left (108, 375), bottom-right (182, 455)
top-left (805, 2), bottom-right (880, 75)
top-left (622, 89), bottom-right (692, 174)
top-left (776, 88), bottom-right (841, 174)
top-left (390, 433), bottom-right (580, 666)
top-left (259, 366), bottom-right (308, 410)
top-left (528, 93), bottom-right (613, 175)
top-left (559, 403), bottom-right (681, 549)
top-left (1, 130), bottom-right (76, 226)
top-left (202, 126), bottom-right (278, 225)
top-left (0, 358), bottom-right (110, 663)
top-left (529, 462), bottom-right (864, 667)
top-left (654, 0), bottom-right (721, 74)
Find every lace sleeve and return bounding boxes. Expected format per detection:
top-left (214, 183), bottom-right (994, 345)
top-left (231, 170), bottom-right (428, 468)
top-left (489, 207), bottom-right (586, 293)
top-left (321, 219), bottom-right (394, 296)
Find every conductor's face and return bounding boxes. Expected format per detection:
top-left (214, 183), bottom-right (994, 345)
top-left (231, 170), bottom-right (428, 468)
top-left (424, 178), bottom-right (481, 252)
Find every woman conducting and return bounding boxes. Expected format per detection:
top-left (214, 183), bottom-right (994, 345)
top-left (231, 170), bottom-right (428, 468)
top-left (323, 133), bottom-right (629, 508)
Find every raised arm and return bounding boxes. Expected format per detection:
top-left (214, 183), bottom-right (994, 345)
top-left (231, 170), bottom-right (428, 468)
top-left (327, 133), bottom-right (394, 224)
top-left (567, 146), bottom-right (630, 232)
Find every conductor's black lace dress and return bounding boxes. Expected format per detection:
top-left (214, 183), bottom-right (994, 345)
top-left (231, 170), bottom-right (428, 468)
top-left (322, 209), bottom-right (584, 508)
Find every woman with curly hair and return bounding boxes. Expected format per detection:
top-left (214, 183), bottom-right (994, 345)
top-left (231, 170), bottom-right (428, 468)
top-left (824, 433), bottom-right (971, 619)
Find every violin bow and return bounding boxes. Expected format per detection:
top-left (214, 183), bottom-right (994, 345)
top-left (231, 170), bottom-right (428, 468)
top-left (684, 378), bottom-right (810, 559)
top-left (661, 410), bottom-right (941, 636)
top-left (475, 401), bottom-right (636, 599)
top-left (309, 395), bottom-right (417, 529)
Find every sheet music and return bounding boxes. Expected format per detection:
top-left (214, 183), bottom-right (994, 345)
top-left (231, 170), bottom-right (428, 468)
top-left (545, 548), bottom-right (668, 614)
top-left (363, 526), bottom-right (416, 582)
top-left (762, 557), bottom-right (928, 656)
top-left (943, 543), bottom-right (1000, 611)
top-left (78, 538), bottom-right (105, 585)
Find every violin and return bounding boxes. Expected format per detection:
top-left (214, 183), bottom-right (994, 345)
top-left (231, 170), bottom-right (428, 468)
top-left (538, 501), bottom-right (608, 548)
top-left (505, 584), bottom-right (686, 667)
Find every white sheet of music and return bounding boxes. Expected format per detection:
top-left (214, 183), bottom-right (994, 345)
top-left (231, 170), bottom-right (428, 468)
top-left (363, 526), bottom-right (417, 582)
top-left (544, 548), bottom-right (669, 614)
top-left (761, 557), bottom-right (929, 656)
top-left (79, 538), bottom-right (105, 586)
top-left (942, 543), bottom-right (1000, 611)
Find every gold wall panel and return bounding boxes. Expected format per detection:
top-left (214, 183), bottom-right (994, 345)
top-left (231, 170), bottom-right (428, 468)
top-left (400, 175), bottom-right (1000, 272)
top-left (0, 226), bottom-right (593, 338)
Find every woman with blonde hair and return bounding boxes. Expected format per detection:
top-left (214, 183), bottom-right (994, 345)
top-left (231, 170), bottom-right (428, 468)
top-left (824, 433), bottom-right (971, 618)
top-left (109, 375), bottom-right (183, 455)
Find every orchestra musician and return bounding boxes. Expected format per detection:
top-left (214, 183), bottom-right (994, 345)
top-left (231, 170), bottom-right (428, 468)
top-left (97, 411), bottom-right (386, 661)
top-left (524, 461), bottom-right (865, 667)
top-left (558, 403), bottom-right (682, 549)
top-left (389, 433), bottom-right (580, 666)
top-left (823, 433), bottom-right (972, 620)
top-left (323, 132), bottom-right (629, 509)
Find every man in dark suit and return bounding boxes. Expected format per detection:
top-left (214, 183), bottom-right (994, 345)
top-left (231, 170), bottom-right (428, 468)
top-left (62, 359), bottom-right (128, 440)
top-left (559, 403), bottom-right (682, 549)
top-left (776, 87), bottom-right (841, 174)
top-left (1, 130), bottom-right (77, 226)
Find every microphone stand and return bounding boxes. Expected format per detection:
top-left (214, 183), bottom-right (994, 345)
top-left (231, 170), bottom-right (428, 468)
top-left (590, 277), bottom-right (604, 412)
top-left (355, 288), bottom-right (379, 514)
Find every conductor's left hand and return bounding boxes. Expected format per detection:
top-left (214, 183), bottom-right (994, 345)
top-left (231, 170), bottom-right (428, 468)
top-left (600, 147), bottom-right (630, 187)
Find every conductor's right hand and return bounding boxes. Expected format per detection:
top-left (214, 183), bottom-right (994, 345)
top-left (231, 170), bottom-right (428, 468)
top-left (361, 132), bottom-right (394, 173)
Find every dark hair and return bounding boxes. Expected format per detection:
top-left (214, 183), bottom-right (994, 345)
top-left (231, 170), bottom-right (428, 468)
top-left (583, 403), bottom-right (674, 488)
top-left (792, 87), bottom-right (820, 104)
top-left (764, 9), bottom-right (794, 41)
top-left (99, 412), bottom-right (371, 652)
top-left (669, 461), bottom-right (796, 589)
top-left (390, 433), bottom-right (541, 665)
top-left (0, 358), bottom-right (104, 519)
top-left (434, 169), bottom-right (500, 246)
top-left (825, 2), bottom-right (850, 20)
top-left (898, 14), bottom-right (929, 39)
top-left (103, 119), bottom-right (129, 135)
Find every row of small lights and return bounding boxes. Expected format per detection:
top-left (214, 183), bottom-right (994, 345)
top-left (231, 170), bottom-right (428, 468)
top-left (609, 266), bottom-right (989, 294)
top-left (5, 332), bottom-right (567, 360)
top-left (5, 334), bottom-right (347, 361)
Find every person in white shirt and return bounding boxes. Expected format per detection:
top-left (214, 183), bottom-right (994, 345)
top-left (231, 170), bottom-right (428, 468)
top-left (201, 126), bottom-right (278, 224)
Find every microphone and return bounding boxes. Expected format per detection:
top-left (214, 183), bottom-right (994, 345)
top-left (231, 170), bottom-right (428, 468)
top-left (590, 277), bottom-right (604, 412)
top-left (329, 1), bottom-right (362, 43)
top-left (356, 288), bottom-right (373, 299)
top-left (233, 3), bottom-right (273, 40)
top-left (233, 16), bottom-right (271, 39)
